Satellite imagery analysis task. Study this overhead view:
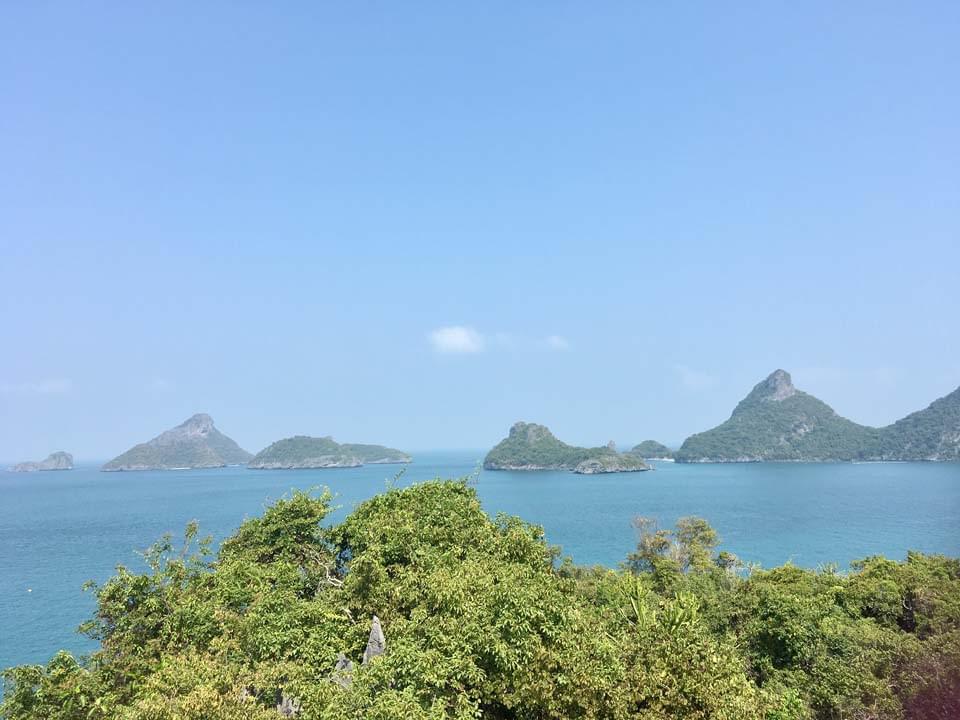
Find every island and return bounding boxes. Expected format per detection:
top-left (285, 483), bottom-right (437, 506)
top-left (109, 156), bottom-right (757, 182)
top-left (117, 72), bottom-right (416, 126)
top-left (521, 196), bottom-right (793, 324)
top-left (247, 435), bottom-right (412, 469)
top-left (9, 451), bottom-right (74, 472)
top-left (484, 422), bottom-right (650, 473)
top-left (102, 413), bottom-right (252, 471)
top-left (675, 369), bottom-right (960, 463)
top-left (629, 440), bottom-right (674, 460)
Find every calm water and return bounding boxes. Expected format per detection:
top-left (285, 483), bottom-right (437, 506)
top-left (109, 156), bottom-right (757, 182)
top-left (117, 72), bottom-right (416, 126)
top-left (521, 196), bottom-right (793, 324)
top-left (1, 454), bottom-right (958, 670)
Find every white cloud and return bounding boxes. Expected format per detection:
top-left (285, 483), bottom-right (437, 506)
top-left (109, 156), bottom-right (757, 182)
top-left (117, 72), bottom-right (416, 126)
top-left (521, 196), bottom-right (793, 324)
top-left (0, 378), bottom-right (72, 395)
top-left (675, 365), bottom-right (714, 391)
top-left (428, 326), bottom-right (485, 354)
top-left (429, 327), bottom-right (572, 355)
top-left (545, 335), bottom-right (570, 351)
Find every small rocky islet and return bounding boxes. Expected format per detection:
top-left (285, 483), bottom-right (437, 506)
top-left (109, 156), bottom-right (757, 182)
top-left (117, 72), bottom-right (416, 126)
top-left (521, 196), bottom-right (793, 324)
top-left (9, 451), bottom-right (74, 472)
top-left (629, 440), bottom-right (674, 460)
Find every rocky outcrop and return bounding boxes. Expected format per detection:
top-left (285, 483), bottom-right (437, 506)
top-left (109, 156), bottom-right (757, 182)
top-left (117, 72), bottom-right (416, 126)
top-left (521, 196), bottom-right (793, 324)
top-left (574, 454), bottom-right (651, 474)
top-left (102, 414), bottom-right (252, 471)
top-left (363, 615), bottom-right (386, 664)
top-left (328, 615), bottom-right (385, 694)
top-left (10, 451), bottom-right (74, 472)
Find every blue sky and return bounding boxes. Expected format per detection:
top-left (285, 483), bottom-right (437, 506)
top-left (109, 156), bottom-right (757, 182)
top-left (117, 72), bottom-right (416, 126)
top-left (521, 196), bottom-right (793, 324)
top-left (2, 3), bottom-right (958, 460)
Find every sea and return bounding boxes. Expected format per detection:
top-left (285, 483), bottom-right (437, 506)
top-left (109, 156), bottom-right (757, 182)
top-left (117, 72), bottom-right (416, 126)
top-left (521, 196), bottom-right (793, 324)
top-left (1, 453), bottom-right (958, 671)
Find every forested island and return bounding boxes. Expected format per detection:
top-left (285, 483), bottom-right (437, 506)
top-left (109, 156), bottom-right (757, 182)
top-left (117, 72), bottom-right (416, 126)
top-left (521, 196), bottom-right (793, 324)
top-left (675, 370), bottom-right (960, 463)
top-left (101, 414), bottom-right (252, 471)
top-left (247, 436), bottom-right (411, 469)
top-left (483, 422), bottom-right (650, 473)
top-left (9, 451), bottom-right (73, 472)
top-left (629, 440), bottom-right (674, 459)
top-left (3, 480), bottom-right (956, 719)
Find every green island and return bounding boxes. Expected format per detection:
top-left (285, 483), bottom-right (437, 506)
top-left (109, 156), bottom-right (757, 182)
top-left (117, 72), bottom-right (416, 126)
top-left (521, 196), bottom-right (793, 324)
top-left (101, 414), bottom-right (252, 472)
top-left (483, 422), bottom-right (650, 473)
top-left (9, 451), bottom-right (73, 472)
top-left (247, 436), bottom-right (411, 469)
top-left (3, 480), bottom-right (957, 720)
top-left (675, 370), bottom-right (960, 463)
top-left (629, 440), bottom-right (674, 459)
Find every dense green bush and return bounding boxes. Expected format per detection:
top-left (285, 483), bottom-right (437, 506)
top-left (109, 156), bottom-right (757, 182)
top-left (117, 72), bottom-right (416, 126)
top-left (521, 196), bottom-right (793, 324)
top-left (3, 480), bottom-right (958, 719)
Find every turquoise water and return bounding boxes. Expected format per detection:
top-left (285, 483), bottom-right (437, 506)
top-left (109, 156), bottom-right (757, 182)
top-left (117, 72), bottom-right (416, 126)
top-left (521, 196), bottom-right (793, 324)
top-left (1, 453), bottom-right (958, 670)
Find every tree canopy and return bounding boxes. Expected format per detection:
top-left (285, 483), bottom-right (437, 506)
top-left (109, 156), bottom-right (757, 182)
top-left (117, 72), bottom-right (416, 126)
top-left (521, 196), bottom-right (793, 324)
top-left (3, 480), bottom-right (958, 719)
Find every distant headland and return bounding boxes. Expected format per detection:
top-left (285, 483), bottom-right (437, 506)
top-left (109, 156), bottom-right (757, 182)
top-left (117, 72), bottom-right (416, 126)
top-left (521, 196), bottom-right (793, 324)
top-left (675, 369), bottom-right (960, 463)
top-left (9, 451), bottom-right (74, 472)
top-left (248, 436), bottom-right (411, 469)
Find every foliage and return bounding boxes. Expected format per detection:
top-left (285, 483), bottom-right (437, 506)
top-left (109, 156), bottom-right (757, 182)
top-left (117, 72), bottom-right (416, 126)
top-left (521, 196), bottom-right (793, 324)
top-left (4, 481), bottom-right (959, 720)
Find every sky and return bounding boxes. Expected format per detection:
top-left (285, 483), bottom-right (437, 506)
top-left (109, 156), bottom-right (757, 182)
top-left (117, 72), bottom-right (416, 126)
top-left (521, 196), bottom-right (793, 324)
top-left (2, 2), bottom-right (958, 461)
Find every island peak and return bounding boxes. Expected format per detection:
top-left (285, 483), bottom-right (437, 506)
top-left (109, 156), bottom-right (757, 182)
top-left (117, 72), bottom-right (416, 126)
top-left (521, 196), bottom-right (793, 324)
top-left (102, 414), bottom-right (251, 471)
top-left (751, 369), bottom-right (797, 403)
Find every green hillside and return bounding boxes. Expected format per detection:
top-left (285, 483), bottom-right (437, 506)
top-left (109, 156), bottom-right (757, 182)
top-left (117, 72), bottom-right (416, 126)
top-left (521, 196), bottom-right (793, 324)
top-left (249, 436), bottom-right (410, 469)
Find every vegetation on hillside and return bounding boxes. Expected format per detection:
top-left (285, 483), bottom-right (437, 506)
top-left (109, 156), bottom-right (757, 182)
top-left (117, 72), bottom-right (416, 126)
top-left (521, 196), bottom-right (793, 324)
top-left (676, 370), bottom-right (960, 463)
top-left (339, 444), bottom-right (412, 464)
top-left (676, 389), bottom-right (879, 462)
top-left (3, 480), bottom-right (957, 719)
top-left (629, 440), bottom-right (673, 459)
top-left (877, 387), bottom-right (960, 461)
top-left (248, 436), bottom-right (410, 469)
top-left (484, 422), bottom-right (644, 471)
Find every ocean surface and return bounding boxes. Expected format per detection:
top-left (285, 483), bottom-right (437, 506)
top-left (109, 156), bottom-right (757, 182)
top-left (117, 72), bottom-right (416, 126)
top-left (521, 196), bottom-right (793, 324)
top-left (1, 453), bottom-right (958, 671)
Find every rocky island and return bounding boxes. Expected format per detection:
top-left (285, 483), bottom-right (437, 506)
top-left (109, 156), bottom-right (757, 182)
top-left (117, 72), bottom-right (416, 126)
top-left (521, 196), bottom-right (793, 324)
top-left (675, 369), bottom-right (960, 463)
top-left (247, 435), bottom-right (411, 469)
top-left (629, 440), bottom-right (674, 459)
top-left (484, 422), bottom-right (650, 473)
top-left (9, 451), bottom-right (74, 472)
top-left (102, 413), bottom-right (252, 471)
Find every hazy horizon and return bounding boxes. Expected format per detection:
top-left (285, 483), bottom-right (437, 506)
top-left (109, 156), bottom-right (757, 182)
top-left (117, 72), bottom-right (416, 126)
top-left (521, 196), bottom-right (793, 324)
top-left (3, 3), bottom-right (959, 461)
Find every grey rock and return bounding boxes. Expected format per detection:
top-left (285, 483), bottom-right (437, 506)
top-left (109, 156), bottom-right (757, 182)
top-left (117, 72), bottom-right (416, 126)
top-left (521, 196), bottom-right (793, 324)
top-left (275, 690), bottom-right (300, 717)
top-left (363, 615), bottom-right (386, 664)
top-left (333, 652), bottom-right (354, 688)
